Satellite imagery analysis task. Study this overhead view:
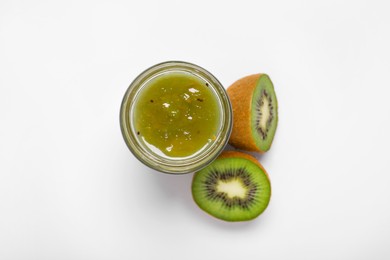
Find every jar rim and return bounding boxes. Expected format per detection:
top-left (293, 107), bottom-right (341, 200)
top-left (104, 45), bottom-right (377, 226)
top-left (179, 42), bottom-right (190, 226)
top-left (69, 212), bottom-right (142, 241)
top-left (120, 61), bottom-right (232, 174)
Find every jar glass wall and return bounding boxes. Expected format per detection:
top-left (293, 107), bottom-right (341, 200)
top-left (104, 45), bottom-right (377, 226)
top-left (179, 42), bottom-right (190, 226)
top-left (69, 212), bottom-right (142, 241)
top-left (120, 61), bottom-right (232, 174)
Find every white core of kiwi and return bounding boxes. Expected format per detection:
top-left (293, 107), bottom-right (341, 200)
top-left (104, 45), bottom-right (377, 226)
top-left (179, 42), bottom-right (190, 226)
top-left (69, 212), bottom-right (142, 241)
top-left (258, 94), bottom-right (271, 132)
top-left (216, 179), bottom-right (248, 199)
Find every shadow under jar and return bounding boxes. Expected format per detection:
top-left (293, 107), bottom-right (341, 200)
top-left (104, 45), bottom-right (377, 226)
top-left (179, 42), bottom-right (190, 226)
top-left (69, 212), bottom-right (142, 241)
top-left (120, 61), bottom-right (232, 174)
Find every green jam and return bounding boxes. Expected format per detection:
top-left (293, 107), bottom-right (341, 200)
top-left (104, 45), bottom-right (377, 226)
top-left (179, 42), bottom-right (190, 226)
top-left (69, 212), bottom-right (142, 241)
top-left (134, 72), bottom-right (220, 157)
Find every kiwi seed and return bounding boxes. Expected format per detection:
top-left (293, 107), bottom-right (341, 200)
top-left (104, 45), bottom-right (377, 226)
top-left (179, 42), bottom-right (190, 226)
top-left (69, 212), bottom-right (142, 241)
top-left (191, 151), bottom-right (271, 222)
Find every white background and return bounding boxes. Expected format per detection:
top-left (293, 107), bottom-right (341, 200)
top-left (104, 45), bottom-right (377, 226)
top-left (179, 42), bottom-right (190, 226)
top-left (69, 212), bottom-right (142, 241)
top-left (1, 0), bottom-right (390, 259)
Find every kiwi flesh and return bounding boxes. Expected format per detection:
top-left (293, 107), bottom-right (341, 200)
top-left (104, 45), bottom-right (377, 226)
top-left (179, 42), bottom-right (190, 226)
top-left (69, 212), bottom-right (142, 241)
top-left (227, 74), bottom-right (278, 153)
top-left (192, 151), bottom-right (271, 222)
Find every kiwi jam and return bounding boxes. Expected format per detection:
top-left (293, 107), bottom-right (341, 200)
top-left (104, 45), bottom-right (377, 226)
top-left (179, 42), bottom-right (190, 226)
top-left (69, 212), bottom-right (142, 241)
top-left (134, 72), bottom-right (220, 157)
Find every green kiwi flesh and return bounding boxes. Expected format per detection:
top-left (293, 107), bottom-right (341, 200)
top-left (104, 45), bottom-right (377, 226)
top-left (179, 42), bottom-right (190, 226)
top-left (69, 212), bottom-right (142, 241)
top-left (192, 156), bottom-right (271, 222)
top-left (251, 75), bottom-right (278, 152)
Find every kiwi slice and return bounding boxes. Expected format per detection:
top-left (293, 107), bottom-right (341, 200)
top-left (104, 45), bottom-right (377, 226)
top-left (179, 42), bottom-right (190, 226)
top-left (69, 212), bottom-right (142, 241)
top-left (227, 74), bottom-right (278, 153)
top-left (192, 151), bottom-right (271, 222)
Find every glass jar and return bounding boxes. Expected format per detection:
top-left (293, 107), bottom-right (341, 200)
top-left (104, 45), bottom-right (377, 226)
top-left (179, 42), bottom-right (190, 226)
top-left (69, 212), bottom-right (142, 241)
top-left (120, 61), bottom-right (232, 174)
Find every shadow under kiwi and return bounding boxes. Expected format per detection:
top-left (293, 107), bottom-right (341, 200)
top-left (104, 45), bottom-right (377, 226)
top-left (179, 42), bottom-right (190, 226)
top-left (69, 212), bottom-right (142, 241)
top-left (122, 145), bottom-right (270, 230)
top-left (192, 205), bottom-right (270, 231)
top-left (146, 168), bottom-right (194, 200)
top-left (150, 172), bottom-right (267, 230)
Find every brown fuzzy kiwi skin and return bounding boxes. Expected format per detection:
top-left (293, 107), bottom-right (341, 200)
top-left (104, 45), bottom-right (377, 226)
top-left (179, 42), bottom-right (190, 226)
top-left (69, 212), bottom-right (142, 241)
top-left (227, 74), bottom-right (264, 153)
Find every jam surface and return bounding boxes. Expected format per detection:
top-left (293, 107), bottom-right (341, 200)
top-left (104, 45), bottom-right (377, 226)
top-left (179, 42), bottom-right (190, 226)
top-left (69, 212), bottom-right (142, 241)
top-left (134, 72), bottom-right (220, 157)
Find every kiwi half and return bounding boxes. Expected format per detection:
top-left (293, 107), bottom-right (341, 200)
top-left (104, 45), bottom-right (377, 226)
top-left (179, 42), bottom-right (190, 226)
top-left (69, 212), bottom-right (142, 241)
top-left (192, 151), bottom-right (271, 222)
top-left (227, 74), bottom-right (278, 153)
